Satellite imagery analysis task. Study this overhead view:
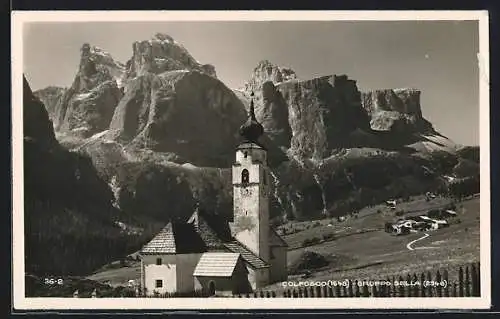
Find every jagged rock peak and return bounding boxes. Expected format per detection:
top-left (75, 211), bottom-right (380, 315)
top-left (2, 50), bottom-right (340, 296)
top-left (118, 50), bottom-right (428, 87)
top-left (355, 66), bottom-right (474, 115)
top-left (77, 43), bottom-right (126, 90)
top-left (80, 43), bottom-right (126, 70)
top-left (126, 33), bottom-right (217, 79)
top-left (244, 60), bottom-right (298, 93)
top-left (51, 43), bottom-right (125, 136)
top-left (153, 33), bottom-right (175, 42)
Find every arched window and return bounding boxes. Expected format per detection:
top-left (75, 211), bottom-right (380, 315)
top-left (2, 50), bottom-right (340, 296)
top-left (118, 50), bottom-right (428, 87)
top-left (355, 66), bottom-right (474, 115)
top-left (241, 169), bottom-right (249, 185)
top-left (244, 151), bottom-right (248, 159)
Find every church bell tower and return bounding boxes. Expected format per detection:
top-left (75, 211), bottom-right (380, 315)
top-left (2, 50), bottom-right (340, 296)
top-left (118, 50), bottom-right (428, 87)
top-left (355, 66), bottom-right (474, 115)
top-left (230, 92), bottom-right (270, 263)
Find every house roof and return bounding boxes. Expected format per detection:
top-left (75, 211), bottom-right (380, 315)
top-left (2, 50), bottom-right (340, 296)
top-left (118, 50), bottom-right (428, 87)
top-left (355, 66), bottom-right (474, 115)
top-left (140, 221), bottom-right (207, 255)
top-left (223, 241), bottom-right (269, 269)
top-left (193, 252), bottom-right (242, 277)
top-left (140, 223), bottom-right (177, 254)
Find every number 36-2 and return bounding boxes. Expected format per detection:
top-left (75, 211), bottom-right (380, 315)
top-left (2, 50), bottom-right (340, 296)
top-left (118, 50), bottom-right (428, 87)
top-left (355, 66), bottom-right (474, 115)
top-left (44, 278), bottom-right (63, 285)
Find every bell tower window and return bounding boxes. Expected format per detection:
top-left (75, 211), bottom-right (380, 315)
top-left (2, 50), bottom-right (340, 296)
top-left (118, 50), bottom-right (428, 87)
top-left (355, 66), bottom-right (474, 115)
top-left (241, 169), bottom-right (249, 185)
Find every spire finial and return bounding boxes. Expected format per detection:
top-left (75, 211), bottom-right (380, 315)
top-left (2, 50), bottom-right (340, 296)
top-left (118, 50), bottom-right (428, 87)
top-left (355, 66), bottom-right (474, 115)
top-left (249, 91), bottom-right (256, 120)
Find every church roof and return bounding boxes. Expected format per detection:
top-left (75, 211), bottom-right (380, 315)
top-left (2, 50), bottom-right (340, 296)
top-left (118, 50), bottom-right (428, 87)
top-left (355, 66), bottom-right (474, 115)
top-left (238, 92), bottom-right (264, 144)
top-left (223, 241), bottom-right (269, 269)
top-left (193, 252), bottom-right (242, 277)
top-left (139, 208), bottom-right (283, 269)
top-left (187, 208), bottom-right (232, 249)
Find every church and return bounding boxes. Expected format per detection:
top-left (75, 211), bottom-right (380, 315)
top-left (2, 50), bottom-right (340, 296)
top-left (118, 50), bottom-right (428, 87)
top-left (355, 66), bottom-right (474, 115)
top-left (139, 93), bottom-right (288, 296)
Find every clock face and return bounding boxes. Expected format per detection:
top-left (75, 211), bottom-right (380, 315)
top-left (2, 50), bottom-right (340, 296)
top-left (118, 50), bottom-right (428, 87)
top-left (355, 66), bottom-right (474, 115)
top-left (241, 188), bottom-right (252, 197)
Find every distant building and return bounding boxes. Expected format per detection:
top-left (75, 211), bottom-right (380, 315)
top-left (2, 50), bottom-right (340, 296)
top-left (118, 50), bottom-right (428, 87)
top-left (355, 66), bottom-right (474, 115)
top-left (139, 92), bottom-right (288, 296)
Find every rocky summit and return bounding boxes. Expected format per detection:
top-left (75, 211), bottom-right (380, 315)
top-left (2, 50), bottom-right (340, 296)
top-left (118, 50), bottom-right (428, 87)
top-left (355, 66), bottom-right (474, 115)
top-left (49, 44), bottom-right (125, 137)
top-left (24, 33), bottom-right (479, 276)
top-left (361, 89), bottom-right (434, 133)
top-left (125, 33), bottom-right (217, 82)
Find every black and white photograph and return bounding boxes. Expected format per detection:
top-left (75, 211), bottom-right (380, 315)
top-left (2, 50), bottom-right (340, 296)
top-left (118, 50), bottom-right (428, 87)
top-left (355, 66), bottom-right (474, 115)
top-left (12, 10), bottom-right (490, 310)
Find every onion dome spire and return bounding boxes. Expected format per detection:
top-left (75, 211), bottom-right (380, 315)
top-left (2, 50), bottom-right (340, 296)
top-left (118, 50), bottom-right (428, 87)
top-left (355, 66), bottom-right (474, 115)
top-left (239, 91), bottom-right (264, 142)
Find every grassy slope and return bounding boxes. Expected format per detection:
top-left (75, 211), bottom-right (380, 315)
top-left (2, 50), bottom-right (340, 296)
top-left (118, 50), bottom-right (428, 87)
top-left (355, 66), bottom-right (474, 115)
top-left (264, 196), bottom-right (479, 292)
top-left (280, 195), bottom-right (454, 250)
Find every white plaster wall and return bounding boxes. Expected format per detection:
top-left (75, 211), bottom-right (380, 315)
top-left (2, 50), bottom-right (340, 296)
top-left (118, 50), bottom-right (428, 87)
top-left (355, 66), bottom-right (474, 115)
top-left (247, 266), bottom-right (270, 290)
top-left (142, 254), bottom-right (202, 295)
top-left (233, 184), bottom-right (261, 256)
top-left (247, 266), bottom-right (257, 290)
top-left (144, 261), bottom-right (177, 295)
top-left (258, 181), bottom-right (270, 262)
top-left (232, 165), bottom-right (271, 262)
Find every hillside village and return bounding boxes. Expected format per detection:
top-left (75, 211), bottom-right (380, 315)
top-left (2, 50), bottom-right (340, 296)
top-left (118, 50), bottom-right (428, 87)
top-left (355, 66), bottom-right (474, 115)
top-left (23, 32), bottom-right (481, 298)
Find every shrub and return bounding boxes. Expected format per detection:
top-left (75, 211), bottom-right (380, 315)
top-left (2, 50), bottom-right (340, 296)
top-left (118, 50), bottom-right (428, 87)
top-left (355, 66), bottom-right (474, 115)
top-left (376, 209), bottom-right (382, 214)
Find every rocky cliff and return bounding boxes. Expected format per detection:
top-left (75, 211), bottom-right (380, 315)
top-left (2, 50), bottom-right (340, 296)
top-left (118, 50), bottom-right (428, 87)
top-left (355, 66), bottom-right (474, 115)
top-left (244, 60), bottom-right (297, 93)
top-left (361, 89), bottom-right (435, 133)
top-left (53, 44), bottom-right (124, 137)
top-left (238, 60), bottom-right (456, 159)
top-left (278, 74), bottom-right (373, 159)
top-left (107, 70), bottom-right (248, 167)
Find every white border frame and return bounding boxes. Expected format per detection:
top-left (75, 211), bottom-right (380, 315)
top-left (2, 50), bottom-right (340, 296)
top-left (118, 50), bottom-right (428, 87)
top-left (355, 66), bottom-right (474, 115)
top-left (11, 10), bottom-right (490, 310)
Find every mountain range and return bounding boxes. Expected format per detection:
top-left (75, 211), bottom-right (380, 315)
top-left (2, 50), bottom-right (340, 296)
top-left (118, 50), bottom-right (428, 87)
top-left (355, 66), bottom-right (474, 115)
top-left (26, 33), bottom-right (479, 276)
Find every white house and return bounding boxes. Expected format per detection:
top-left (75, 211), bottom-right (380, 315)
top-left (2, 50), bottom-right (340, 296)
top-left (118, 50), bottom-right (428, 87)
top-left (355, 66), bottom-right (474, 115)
top-left (139, 93), bottom-right (288, 296)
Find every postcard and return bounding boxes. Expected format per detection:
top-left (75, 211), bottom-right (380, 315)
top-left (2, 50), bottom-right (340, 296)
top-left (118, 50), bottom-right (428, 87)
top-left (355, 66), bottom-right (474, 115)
top-left (12, 10), bottom-right (490, 310)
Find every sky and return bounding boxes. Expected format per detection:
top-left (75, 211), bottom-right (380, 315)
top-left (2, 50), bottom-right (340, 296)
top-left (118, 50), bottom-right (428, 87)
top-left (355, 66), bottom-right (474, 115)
top-left (23, 20), bottom-right (480, 146)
